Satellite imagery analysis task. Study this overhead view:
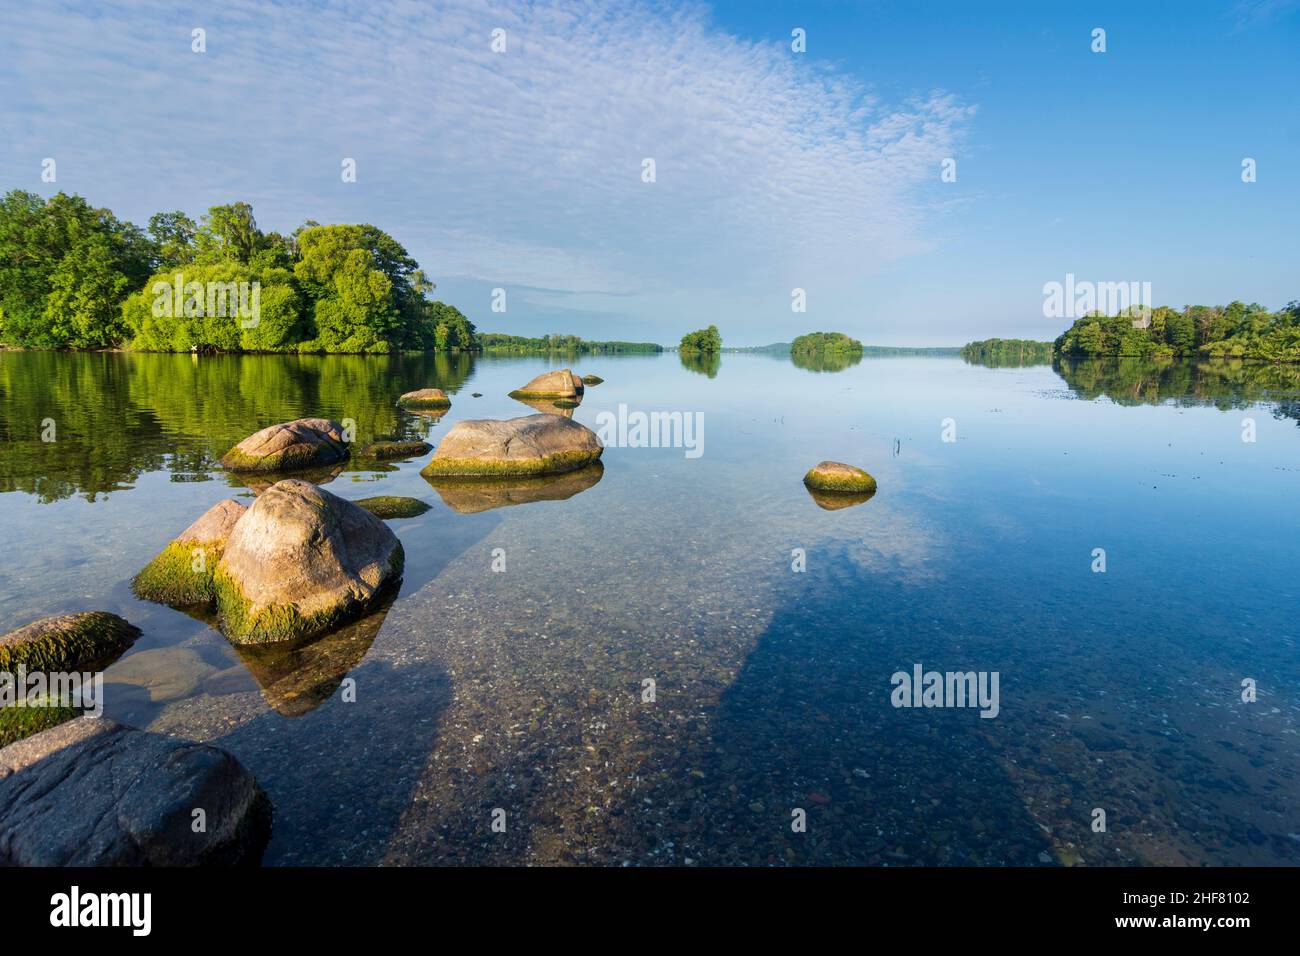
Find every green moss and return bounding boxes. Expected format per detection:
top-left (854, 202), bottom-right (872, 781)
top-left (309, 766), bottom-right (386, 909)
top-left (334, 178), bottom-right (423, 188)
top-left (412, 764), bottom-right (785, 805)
top-left (132, 541), bottom-right (222, 606)
top-left (0, 612), bottom-right (140, 673)
top-left (508, 389), bottom-right (575, 400)
top-left (213, 542), bottom-right (405, 645)
top-left (0, 705), bottom-right (82, 749)
top-left (218, 442), bottom-right (348, 473)
top-left (396, 396), bottom-right (451, 409)
top-left (803, 467), bottom-right (877, 494)
top-left (552, 400), bottom-right (580, 409)
top-left (354, 495), bottom-right (430, 519)
top-left (581, 375), bottom-right (603, 385)
top-left (420, 448), bottom-right (602, 478)
top-left (360, 440), bottom-right (432, 460)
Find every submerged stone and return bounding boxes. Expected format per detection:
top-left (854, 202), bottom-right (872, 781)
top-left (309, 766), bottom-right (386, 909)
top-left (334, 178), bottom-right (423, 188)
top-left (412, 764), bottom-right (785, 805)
top-left (420, 414), bottom-right (603, 478)
top-left (359, 439), bottom-right (433, 460)
top-left (132, 499), bottom-right (247, 605)
top-left (0, 612), bottom-right (140, 674)
top-left (219, 418), bottom-right (349, 473)
top-left (354, 495), bottom-right (431, 519)
top-left (581, 374), bottom-right (603, 385)
top-left (803, 460), bottom-right (878, 494)
top-left (0, 718), bottom-right (270, 865)
top-left (396, 388), bottom-right (451, 409)
top-left (214, 479), bottom-right (404, 645)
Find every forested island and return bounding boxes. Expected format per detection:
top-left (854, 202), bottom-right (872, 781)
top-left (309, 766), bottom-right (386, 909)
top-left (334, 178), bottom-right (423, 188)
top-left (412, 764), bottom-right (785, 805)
top-left (790, 331), bottom-right (864, 357)
top-left (1054, 303), bottom-right (1300, 361)
top-left (679, 324), bottom-right (722, 353)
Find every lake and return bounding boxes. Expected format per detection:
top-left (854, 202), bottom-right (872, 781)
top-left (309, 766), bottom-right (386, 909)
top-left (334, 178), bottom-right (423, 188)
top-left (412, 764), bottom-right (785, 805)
top-left (1, 349), bottom-right (1298, 865)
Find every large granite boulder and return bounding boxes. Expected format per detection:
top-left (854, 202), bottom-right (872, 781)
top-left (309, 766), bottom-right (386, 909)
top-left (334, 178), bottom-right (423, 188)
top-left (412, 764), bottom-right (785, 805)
top-left (214, 479), bottom-right (404, 644)
top-left (396, 388), bottom-right (451, 409)
top-left (508, 369), bottom-right (583, 400)
top-left (219, 418), bottom-right (349, 473)
top-left (0, 612), bottom-right (140, 673)
top-left (803, 460), bottom-right (878, 494)
top-left (132, 499), bottom-right (247, 605)
top-left (0, 718), bottom-right (270, 866)
top-left (420, 414), bottom-right (603, 477)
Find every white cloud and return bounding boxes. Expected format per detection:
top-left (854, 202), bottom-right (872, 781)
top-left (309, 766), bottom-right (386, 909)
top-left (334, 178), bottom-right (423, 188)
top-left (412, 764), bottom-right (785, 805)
top-left (0, 0), bottom-right (973, 330)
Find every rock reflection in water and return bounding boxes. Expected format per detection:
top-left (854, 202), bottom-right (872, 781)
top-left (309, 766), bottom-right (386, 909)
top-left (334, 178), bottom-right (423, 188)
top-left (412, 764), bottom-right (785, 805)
top-left (228, 462), bottom-right (346, 495)
top-left (229, 592), bottom-right (396, 717)
top-left (805, 485), bottom-right (876, 511)
top-left (424, 461), bottom-right (604, 514)
top-left (511, 394), bottom-right (580, 417)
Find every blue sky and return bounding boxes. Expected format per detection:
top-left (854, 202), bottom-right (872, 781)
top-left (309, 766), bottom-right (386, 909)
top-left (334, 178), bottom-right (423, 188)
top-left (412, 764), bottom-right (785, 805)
top-left (1, 0), bottom-right (1296, 345)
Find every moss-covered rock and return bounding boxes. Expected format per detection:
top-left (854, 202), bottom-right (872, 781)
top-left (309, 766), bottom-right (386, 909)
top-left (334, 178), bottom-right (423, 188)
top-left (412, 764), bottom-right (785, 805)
top-left (354, 495), bottom-right (431, 519)
top-left (396, 388), bottom-right (451, 409)
top-left (0, 705), bottom-right (81, 750)
top-left (219, 418), bottom-right (349, 473)
top-left (421, 415), bottom-right (603, 478)
top-left (0, 612), bottom-right (140, 674)
top-left (359, 439), bottom-right (433, 460)
top-left (132, 499), bottom-right (247, 605)
top-left (214, 480), bottom-right (405, 645)
top-left (803, 460), bottom-right (878, 494)
top-left (581, 374), bottom-right (603, 385)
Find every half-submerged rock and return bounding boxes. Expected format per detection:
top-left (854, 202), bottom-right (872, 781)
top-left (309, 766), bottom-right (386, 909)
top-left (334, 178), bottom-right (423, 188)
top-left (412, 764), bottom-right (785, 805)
top-left (0, 718), bottom-right (271, 865)
top-left (420, 414), bottom-right (603, 478)
top-left (581, 374), bottom-right (603, 385)
top-left (396, 388), bottom-right (451, 410)
top-left (132, 499), bottom-right (246, 605)
top-left (354, 495), bottom-right (430, 519)
top-left (213, 479), bottom-right (404, 645)
top-left (508, 369), bottom-right (584, 400)
top-left (219, 418), bottom-right (349, 473)
top-left (359, 439), bottom-right (433, 460)
top-left (803, 460), bottom-right (878, 495)
top-left (0, 612), bottom-right (140, 673)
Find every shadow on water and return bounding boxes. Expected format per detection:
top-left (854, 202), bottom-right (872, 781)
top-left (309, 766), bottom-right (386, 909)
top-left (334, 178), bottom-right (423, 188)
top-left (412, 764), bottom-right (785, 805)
top-left (625, 545), bottom-right (1053, 866)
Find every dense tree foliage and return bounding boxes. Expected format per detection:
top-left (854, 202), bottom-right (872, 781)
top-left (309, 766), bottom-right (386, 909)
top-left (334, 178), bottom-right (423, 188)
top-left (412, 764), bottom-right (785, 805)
top-left (0, 191), bottom-right (154, 348)
top-left (679, 324), bottom-right (722, 353)
top-left (478, 332), bottom-right (661, 353)
top-left (790, 331), bottom-right (864, 356)
top-left (0, 191), bottom-right (477, 353)
top-left (961, 338), bottom-right (1055, 366)
top-left (1055, 302), bottom-right (1300, 361)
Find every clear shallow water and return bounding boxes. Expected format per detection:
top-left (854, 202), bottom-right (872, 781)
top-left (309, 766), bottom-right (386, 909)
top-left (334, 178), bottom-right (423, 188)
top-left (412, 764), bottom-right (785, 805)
top-left (1, 350), bottom-right (1298, 865)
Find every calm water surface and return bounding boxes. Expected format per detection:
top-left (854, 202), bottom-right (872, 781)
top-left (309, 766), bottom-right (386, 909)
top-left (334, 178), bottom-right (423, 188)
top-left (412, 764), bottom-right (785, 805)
top-left (1, 350), bottom-right (1298, 865)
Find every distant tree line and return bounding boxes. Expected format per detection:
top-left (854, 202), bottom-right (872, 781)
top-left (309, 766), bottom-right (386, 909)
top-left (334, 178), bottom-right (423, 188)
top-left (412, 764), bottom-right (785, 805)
top-left (0, 190), bottom-right (477, 353)
top-left (961, 338), bottom-right (1055, 366)
top-left (478, 332), bottom-right (661, 353)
